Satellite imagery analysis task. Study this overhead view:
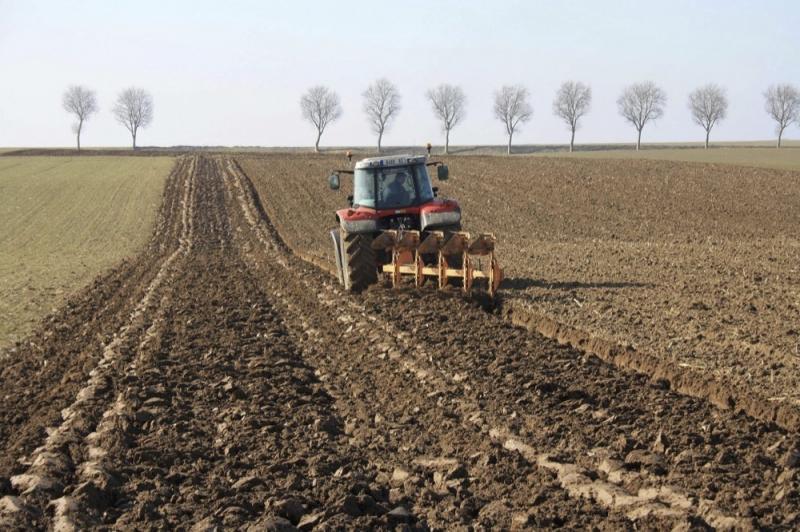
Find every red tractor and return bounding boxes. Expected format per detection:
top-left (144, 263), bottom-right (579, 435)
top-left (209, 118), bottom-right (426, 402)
top-left (328, 154), bottom-right (502, 297)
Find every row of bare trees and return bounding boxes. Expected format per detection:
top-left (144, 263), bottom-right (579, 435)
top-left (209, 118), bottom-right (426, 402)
top-left (62, 81), bottom-right (799, 153)
top-left (301, 80), bottom-right (800, 154)
top-left (62, 86), bottom-right (153, 151)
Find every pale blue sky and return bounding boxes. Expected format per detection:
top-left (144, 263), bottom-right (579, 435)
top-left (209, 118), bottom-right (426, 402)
top-left (1, 0), bottom-right (798, 148)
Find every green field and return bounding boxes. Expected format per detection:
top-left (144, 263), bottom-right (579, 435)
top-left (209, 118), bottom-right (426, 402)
top-left (537, 145), bottom-right (800, 171)
top-left (0, 156), bottom-right (173, 348)
top-left (299, 141), bottom-right (800, 172)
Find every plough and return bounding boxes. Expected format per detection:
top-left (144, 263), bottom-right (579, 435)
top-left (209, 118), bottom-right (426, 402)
top-left (372, 230), bottom-right (503, 297)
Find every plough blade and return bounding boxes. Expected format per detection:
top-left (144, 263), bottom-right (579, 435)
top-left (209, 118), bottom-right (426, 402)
top-left (372, 229), bottom-right (420, 251)
top-left (468, 234), bottom-right (495, 255)
top-left (376, 230), bottom-right (504, 298)
top-left (417, 231), bottom-right (444, 254)
top-left (440, 232), bottom-right (469, 256)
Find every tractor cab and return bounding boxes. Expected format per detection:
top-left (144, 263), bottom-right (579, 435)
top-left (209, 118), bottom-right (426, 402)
top-left (350, 155), bottom-right (446, 210)
top-left (329, 155), bottom-right (457, 233)
top-left (329, 155), bottom-right (449, 209)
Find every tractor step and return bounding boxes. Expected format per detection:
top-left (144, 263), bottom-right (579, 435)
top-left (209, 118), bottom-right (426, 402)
top-left (371, 230), bottom-right (504, 298)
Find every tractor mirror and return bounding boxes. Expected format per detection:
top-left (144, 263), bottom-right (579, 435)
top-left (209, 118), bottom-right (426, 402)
top-left (328, 173), bottom-right (340, 190)
top-left (437, 165), bottom-right (449, 181)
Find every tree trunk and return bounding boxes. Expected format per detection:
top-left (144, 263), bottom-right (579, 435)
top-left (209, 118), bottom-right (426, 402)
top-left (705, 129), bottom-right (710, 149)
top-left (507, 132), bottom-right (512, 155)
top-left (445, 129), bottom-right (450, 155)
top-left (76, 122), bottom-right (82, 154)
top-left (777, 129), bottom-right (783, 149)
top-left (569, 128), bottom-right (575, 153)
top-left (315, 131), bottom-right (321, 153)
top-left (132, 130), bottom-right (137, 151)
top-left (377, 130), bottom-right (383, 154)
top-left (636, 129), bottom-right (642, 151)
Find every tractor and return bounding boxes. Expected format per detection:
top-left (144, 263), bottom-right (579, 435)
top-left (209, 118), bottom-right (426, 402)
top-left (328, 154), bottom-right (502, 297)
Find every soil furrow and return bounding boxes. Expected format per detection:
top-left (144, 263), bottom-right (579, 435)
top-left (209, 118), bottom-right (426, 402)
top-left (0, 157), bottom-right (195, 529)
top-left (0, 157), bottom-right (189, 479)
top-left (47, 157), bottom-right (199, 530)
top-left (504, 301), bottom-right (800, 433)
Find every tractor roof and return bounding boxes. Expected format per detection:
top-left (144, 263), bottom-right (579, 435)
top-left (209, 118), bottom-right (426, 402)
top-left (354, 154), bottom-right (427, 170)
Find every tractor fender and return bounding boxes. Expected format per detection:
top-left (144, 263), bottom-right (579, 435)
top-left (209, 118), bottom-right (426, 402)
top-left (336, 208), bottom-right (379, 234)
top-left (420, 203), bottom-right (461, 232)
top-left (330, 229), bottom-right (345, 285)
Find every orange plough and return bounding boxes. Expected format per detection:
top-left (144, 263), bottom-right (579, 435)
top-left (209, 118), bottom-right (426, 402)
top-left (371, 230), bottom-right (503, 298)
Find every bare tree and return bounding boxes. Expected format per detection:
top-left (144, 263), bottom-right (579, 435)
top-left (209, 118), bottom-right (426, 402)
top-left (617, 82), bottom-right (666, 150)
top-left (362, 78), bottom-right (401, 153)
top-left (426, 84), bottom-right (466, 155)
top-left (113, 87), bottom-right (153, 150)
top-left (493, 85), bottom-right (533, 155)
top-left (552, 81), bottom-right (592, 152)
top-left (764, 84), bottom-right (800, 148)
top-left (62, 85), bottom-right (98, 153)
top-left (300, 86), bottom-right (342, 153)
top-left (688, 84), bottom-right (728, 149)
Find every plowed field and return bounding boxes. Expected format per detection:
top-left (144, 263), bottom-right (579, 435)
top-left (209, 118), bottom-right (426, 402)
top-left (1, 154), bottom-right (798, 530)
top-left (238, 154), bottom-right (800, 433)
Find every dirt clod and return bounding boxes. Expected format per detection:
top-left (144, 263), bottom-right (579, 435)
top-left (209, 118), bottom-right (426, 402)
top-left (784, 449), bottom-right (800, 469)
top-left (273, 498), bottom-right (305, 524)
top-left (258, 515), bottom-right (297, 532)
top-left (387, 505), bottom-right (413, 521)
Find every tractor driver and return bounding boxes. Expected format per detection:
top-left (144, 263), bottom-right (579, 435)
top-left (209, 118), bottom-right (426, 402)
top-left (384, 172), bottom-right (413, 206)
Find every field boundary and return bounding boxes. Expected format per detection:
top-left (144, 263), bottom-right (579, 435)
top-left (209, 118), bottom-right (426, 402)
top-left (502, 301), bottom-right (800, 433)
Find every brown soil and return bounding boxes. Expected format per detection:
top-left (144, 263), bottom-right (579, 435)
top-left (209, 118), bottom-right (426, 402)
top-left (0, 154), bottom-right (798, 530)
top-left (237, 154), bottom-right (800, 432)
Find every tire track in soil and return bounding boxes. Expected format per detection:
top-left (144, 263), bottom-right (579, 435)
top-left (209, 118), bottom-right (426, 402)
top-left (0, 159), bottom-right (195, 530)
top-left (227, 157), bottom-right (800, 530)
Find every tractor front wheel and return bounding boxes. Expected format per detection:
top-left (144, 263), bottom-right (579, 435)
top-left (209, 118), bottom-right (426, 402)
top-left (340, 229), bottom-right (378, 292)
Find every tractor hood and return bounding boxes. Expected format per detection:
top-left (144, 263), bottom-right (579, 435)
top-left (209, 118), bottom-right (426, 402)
top-left (337, 199), bottom-right (461, 234)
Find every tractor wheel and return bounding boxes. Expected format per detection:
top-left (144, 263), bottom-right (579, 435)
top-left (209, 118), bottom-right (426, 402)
top-left (340, 229), bottom-right (378, 292)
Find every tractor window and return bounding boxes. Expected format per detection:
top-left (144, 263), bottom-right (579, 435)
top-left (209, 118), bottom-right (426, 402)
top-left (353, 164), bottom-right (434, 209)
top-left (413, 164), bottom-right (435, 203)
top-left (378, 169), bottom-right (418, 209)
top-left (353, 168), bottom-right (376, 208)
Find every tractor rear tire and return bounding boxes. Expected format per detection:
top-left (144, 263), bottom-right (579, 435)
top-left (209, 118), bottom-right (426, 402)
top-left (341, 230), bottom-right (377, 292)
